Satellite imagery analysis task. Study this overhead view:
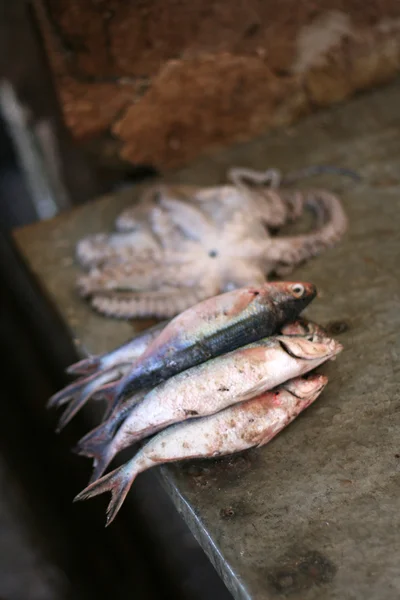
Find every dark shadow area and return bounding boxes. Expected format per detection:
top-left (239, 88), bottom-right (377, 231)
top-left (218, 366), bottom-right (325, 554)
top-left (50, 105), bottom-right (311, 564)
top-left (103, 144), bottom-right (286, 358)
top-left (0, 29), bottom-right (231, 599)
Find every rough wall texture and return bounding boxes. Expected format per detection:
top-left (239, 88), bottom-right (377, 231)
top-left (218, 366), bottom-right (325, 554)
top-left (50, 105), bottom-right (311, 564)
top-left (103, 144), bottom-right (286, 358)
top-left (36, 0), bottom-right (400, 170)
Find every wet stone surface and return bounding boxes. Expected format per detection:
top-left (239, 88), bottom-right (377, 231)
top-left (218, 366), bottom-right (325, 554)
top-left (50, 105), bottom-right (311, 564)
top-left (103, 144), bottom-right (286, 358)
top-left (13, 81), bottom-right (400, 599)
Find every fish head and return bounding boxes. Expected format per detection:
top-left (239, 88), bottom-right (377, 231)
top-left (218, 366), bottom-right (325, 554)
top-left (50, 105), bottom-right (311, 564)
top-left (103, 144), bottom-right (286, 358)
top-left (283, 374), bottom-right (328, 399)
top-left (276, 334), bottom-right (343, 363)
top-left (251, 281), bottom-right (317, 319)
top-left (280, 318), bottom-right (327, 339)
top-left (281, 374), bottom-right (328, 411)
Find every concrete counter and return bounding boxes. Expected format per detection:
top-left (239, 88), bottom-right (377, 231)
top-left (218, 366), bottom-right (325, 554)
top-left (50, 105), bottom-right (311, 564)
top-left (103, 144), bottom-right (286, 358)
top-left (14, 82), bottom-right (400, 600)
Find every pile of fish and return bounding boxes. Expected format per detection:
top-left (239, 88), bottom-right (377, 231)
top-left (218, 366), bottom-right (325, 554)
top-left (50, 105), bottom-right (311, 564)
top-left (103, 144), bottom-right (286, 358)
top-left (48, 281), bottom-right (342, 525)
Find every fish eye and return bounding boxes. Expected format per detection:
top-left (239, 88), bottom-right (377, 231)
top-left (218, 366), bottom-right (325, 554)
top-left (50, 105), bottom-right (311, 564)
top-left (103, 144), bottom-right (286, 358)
top-left (291, 283), bottom-right (305, 297)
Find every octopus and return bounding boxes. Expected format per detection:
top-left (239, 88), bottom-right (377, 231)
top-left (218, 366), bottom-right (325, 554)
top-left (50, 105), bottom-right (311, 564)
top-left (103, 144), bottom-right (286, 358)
top-left (76, 166), bottom-right (351, 319)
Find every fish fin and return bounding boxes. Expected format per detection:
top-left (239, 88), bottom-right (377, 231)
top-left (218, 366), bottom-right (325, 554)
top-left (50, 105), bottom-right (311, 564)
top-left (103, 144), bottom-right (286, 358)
top-left (74, 420), bottom-right (116, 458)
top-left (53, 372), bottom-right (126, 430)
top-left (102, 399), bottom-right (118, 421)
top-left (66, 356), bottom-right (101, 376)
top-left (47, 378), bottom-right (88, 409)
top-left (48, 368), bottom-right (109, 409)
top-left (95, 382), bottom-right (119, 414)
top-left (88, 453), bottom-right (113, 484)
top-left (76, 393), bottom-right (142, 457)
top-left (256, 433), bottom-right (276, 448)
top-left (55, 389), bottom-right (95, 432)
top-left (101, 383), bottom-right (133, 420)
top-left (74, 463), bottom-right (137, 526)
top-left (257, 424), bottom-right (288, 448)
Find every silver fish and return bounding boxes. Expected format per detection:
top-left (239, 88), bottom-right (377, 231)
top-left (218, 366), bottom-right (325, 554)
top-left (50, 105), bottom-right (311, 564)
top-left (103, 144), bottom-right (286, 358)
top-left (48, 283), bottom-right (315, 430)
top-left (90, 281), bottom-right (317, 428)
top-left (74, 374), bottom-right (328, 525)
top-left (77, 332), bottom-right (341, 481)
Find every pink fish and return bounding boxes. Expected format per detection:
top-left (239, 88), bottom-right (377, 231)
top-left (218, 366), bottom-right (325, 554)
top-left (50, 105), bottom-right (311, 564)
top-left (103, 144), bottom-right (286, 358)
top-left (74, 374), bottom-right (328, 525)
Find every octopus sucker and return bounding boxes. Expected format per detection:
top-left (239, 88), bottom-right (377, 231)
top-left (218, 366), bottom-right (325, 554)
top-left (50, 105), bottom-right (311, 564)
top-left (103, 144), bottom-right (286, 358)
top-left (90, 290), bottom-right (202, 319)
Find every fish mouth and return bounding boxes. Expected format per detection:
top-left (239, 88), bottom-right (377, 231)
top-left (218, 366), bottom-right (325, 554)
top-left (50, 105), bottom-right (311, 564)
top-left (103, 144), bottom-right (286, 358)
top-left (280, 318), bottom-right (327, 339)
top-left (300, 375), bottom-right (329, 397)
top-left (313, 377), bottom-right (329, 395)
top-left (303, 282), bottom-right (317, 299)
top-left (276, 335), bottom-right (339, 360)
top-left (283, 374), bottom-right (328, 398)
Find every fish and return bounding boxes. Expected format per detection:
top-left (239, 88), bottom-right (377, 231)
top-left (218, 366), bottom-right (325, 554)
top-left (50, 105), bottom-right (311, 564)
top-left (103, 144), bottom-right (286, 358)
top-left (97, 281), bottom-right (317, 416)
top-left (74, 374), bottom-right (328, 525)
top-left (77, 332), bottom-right (341, 481)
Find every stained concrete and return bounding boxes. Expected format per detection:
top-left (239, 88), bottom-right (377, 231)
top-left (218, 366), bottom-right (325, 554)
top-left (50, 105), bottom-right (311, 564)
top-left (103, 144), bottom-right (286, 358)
top-left (13, 80), bottom-right (400, 600)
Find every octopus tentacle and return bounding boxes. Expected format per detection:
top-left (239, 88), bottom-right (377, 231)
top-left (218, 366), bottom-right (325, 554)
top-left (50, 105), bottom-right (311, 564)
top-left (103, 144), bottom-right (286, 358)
top-left (76, 230), bottom-right (161, 269)
top-left (115, 186), bottom-right (162, 232)
top-left (90, 283), bottom-right (219, 319)
top-left (115, 184), bottom-right (205, 234)
top-left (277, 190), bottom-right (306, 222)
top-left (149, 207), bottom-right (184, 250)
top-left (227, 167), bottom-right (282, 189)
top-left (266, 189), bottom-right (347, 275)
top-left (227, 168), bottom-right (289, 228)
top-left (159, 196), bottom-right (215, 241)
top-left (281, 164), bottom-right (361, 185)
top-left (77, 259), bottom-right (188, 297)
top-left (303, 189), bottom-right (348, 238)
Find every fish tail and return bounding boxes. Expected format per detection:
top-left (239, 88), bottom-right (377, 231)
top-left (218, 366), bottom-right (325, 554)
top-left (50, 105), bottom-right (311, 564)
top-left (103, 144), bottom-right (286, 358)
top-left (102, 398), bottom-right (118, 421)
top-left (101, 383), bottom-right (138, 421)
top-left (74, 390), bottom-right (142, 458)
top-left (66, 356), bottom-right (101, 376)
top-left (104, 365), bottom-right (147, 417)
top-left (95, 382), bottom-right (120, 419)
top-left (55, 389), bottom-right (95, 432)
top-left (88, 450), bottom-right (114, 484)
top-left (73, 419), bottom-right (117, 459)
top-left (47, 378), bottom-right (88, 409)
top-left (74, 462), bottom-right (138, 526)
